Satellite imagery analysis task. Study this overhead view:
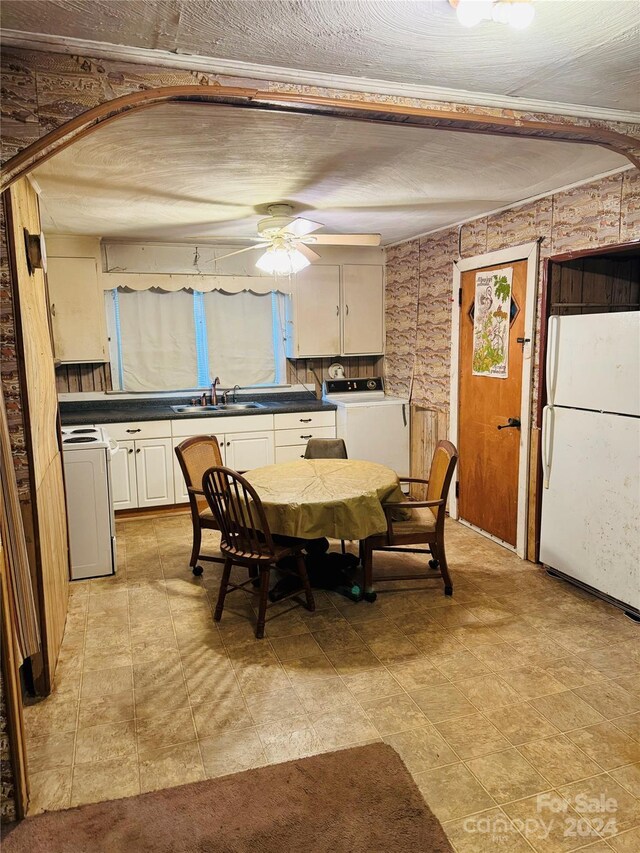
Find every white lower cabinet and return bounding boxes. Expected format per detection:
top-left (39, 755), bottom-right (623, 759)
top-left (275, 445), bottom-right (307, 463)
top-left (223, 431), bottom-right (274, 471)
top-left (110, 440), bottom-right (137, 510)
top-left (134, 438), bottom-right (175, 507)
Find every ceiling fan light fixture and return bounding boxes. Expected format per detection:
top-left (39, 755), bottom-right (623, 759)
top-left (255, 246), bottom-right (310, 275)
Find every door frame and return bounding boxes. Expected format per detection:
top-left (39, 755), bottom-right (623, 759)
top-left (449, 241), bottom-right (539, 558)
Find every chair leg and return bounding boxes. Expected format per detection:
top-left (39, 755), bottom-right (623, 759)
top-left (248, 563), bottom-right (260, 587)
top-left (434, 542), bottom-right (453, 596)
top-left (341, 539), bottom-right (346, 554)
top-left (255, 568), bottom-right (271, 639)
top-left (190, 523), bottom-right (202, 575)
top-left (214, 557), bottom-right (233, 621)
top-left (296, 553), bottom-right (315, 613)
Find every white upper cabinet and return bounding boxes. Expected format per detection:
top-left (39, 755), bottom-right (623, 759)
top-left (289, 265), bottom-right (341, 358)
top-left (47, 255), bottom-right (108, 363)
top-left (341, 265), bottom-right (385, 355)
top-left (288, 262), bottom-right (385, 358)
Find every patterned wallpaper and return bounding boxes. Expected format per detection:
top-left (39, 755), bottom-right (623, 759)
top-left (0, 668), bottom-right (17, 822)
top-left (385, 169), bottom-right (640, 417)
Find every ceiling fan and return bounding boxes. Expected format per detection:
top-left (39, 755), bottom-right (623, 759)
top-left (213, 203), bottom-right (381, 274)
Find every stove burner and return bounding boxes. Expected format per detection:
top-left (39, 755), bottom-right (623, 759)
top-left (69, 428), bottom-right (98, 434)
top-left (64, 436), bottom-right (98, 444)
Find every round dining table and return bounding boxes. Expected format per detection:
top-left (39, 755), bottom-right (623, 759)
top-left (244, 458), bottom-right (405, 541)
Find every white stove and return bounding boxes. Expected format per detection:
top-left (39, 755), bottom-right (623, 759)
top-left (61, 425), bottom-right (117, 580)
top-left (323, 377), bottom-right (410, 476)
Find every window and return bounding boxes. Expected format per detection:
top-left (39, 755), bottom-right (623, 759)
top-left (106, 288), bottom-right (287, 392)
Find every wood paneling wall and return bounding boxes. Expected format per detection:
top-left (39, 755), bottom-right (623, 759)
top-left (549, 255), bottom-right (640, 315)
top-left (55, 362), bottom-right (111, 394)
top-left (5, 179), bottom-right (69, 692)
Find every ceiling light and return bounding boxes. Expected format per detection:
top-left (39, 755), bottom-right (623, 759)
top-left (452, 0), bottom-right (535, 29)
top-left (255, 246), bottom-right (310, 275)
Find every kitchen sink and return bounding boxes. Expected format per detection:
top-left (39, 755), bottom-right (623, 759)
top-left (171, 402), bottom-right (265, 414)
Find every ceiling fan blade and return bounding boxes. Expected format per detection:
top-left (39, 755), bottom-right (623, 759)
top-left (281, 217), bottom-right (324, 238)
top-left (294, 242), bottom-right (321, 263)
top-left (213, 243), bottom-right (270, 262)
top-left (309, 234), bottom-right (381, 246)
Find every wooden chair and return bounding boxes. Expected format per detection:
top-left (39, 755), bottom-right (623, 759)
top-left (174, 435), bottom-right (225, 576)
top-left (361, 440), bottom-right (459, 601)
top-left (304, 438), bottom-right (348, 460)
top-left (202, 465), bottom-right (315, 639)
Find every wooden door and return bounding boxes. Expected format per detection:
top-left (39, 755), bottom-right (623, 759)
top-left (342, 265), bottom-right (385, 355)
top-left (134, 438), bottom-right (174, 507)
top-left (111, 440), bottom-right (137, 510)
top-left (224, 431), bottom-right (274, 471)
top-left (458, 260), bottom-right (527, 546)
top-left (292, 265), bottom-right (341, 357)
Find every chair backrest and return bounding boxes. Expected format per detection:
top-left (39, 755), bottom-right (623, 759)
top-left (304, 438), bottom-right (348, 459)
top-left (427, 440), bottom-right (459, 518)
top-left (175, 435), bottom-right (223, 514)
top-left (202, 465), bottom-right (276, 561)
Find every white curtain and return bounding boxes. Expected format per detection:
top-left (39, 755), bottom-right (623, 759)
top-left (117, 289), bottom-right (198, 391)
top-left (203, 291), bottom-right (277, 387)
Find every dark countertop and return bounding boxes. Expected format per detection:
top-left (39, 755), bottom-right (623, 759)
top-left (59, 393), bottom-right (336, 426)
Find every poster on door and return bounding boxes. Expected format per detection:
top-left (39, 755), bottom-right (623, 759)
top-left (472, 267), bottom-right (512, 378)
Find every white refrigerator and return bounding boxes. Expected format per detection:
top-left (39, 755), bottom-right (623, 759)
top-left (539, 311), bottom-right (640, 613)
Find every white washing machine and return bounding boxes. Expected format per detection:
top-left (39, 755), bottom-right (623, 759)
top-left (322, 377), bottom-right (410, 477)
top-left (61, 426), bottom-right (117, 580)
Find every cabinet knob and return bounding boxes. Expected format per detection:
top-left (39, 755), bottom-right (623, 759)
top-left (336, 306), bottom-right (339, 316)
top-left (345, 304), bottom-right (349, 315)
top-left (226, 441), bottom-right (230, 446)
top-left (128, 449), bottom-right (133, 454)
top-left (50, 303), bottom-right (56, 316)
top-left (126, 428), bottom-right (141, 434)
top-left (136, 448), bottom-right (141, 453)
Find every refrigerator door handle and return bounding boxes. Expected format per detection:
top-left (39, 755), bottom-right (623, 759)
top-left (542, 405), bottom-right (554, 489)
top-left (546, 315), bottom-right (559, 407)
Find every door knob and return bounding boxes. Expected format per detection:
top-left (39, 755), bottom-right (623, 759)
top-left (497, 418), bottom-right (521, 430)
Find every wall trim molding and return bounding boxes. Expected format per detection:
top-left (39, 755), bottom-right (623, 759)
top-left (3, 29), bottom-right (640, 125)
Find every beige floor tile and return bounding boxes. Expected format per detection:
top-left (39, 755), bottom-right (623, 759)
top-left (27, 768), bottom-right (73, 815)
top-left (247, 686), bottom-right (305, 725)
top-left (342, 668), bottom-right (403, 703)
top-left (192, 695), bottom-right (253, 737)
top-left (456, 674), bottom-right (522, 712)
top-left (70, 756), bottom-right (140, 807)
top-left (407, 626), bottom-right (466, 657)
top-left (134, 678), bottom-right (190, 718)
top-left (531, 691), bottom-right (606, 732)
top-left (269, 633), bottom-right (322, 661)
top-left (431, 649), bottom-right (490, 681)
top-left (294, 676), bottom-right (361, 715)
top-left (449, 624), bottom-right (505, 648)
top-left (256, 716), bottom-right (325, 764)
top-left (263, 610), bottom-right (312, 640)
top-left (74, 720), bottom-right (137, 765)
top-left (503, 791), bottom-right (594, 853)
top-left (310, 706), bottom-right (379, 749)
top-left (611, 712), bottom-right (640, 743)
top-left (361, 693), bottom-right (428, 735)
top-left (351, 616), bottom-right (402, 642)
top-left (608, 826), bottom-right (640, 853)
top-left (133, 651), bottom-right (184, 690)
top-left (578, 645), bottom-right (640, 679)
top-left (80, 665), bottom-right (133, 699)
top-left (182, 659), bottom-right (237, 706)
top-left (365, 634), bottom-right (422, 664)
top-left (500, 666), bottom-right (567, 700)
top-left (444, 806), bottom-right (535, 853)
top-left (297, 608), bottom-right (348, 632)
top-left (487, 702), bottom-right (560, 745)
top-left (84, 626), bottom-right (131, 655)
top-left (614, 676), bottom-right (640, 697)
top-left (24, 696), bottom-right (79, 737)
top-left (386, 658), bottom-right (448, 690)
top-left (311, 623), bottom-right (365, 654)
top-left (83, 649), bottom-right (133, 672)
top-left (139, 741), bottom-right (205, 793)
top-left (436, 713), bottom-right (511, 760)
top-left (558, 773), bottom-right (640, 834)
top-left (566, 722), bottom-right (640, 770)
top-left (78, 690), bottom-right (134, 729)
top-left (414, 762), bottom-right (495, 822)
top-left (465, 642), bottom-right (529, 673)
top-left (518, 734), bottom-right (604, 787)
top-left (199, 729), bottom-right (265, 778)
top-left (27, 731), bottom-right (75, 774)
top-left (608, 762), bottom-right (640, 799)
top-left (235, 661), bottom-right (290, 695)
top-left (409, 683), bottom-right (478, 723)
top-left (467, 748), bottom-right (549, 804)
top-left (324, 645), bottom-right (382, 675)
top-left (574, 681), bottom-right (640, 720)
top-left (538, 656), bottom-right (608, 690)
top-left (384, 725), bottom-right (458, 773)
top-left (510, 636), bottom-right (573, 666)
top-left (136, 707), bottom-right (197, 758)
top-left (428, 605), bottom-right (481, 629)
top-left (281, 654), bottom-right (338, 686)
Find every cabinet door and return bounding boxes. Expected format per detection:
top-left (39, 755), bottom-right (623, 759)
top-left (134, 438), bottom-right (175, 507)
top-left (110, 440), bottom-right (137, 510)
top-left (172, 436), bottom-right (225, 503)
top-left (291, 265), bottom-right (341, 357)
top-left (224, 431), bottom-right (274, 472)
top-left (342, 265), bottom-right (384, 355)
top-left (47, 256), bottom-right (108, 363)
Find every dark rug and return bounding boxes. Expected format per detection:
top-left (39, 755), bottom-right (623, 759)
top-left (2, 743), bottom-right (453, 852)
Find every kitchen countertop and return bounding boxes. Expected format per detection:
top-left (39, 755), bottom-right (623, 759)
top-left (59, 393), bottom-right (336, 426)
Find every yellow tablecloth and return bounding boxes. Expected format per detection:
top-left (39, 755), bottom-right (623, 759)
top-left (245, 458), bottom-right (404, 540)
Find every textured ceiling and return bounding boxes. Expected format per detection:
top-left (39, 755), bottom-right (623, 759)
top-left (2, 0), bottom-right (639, 111)
top-left (33, 103), bottom-right (627, 244)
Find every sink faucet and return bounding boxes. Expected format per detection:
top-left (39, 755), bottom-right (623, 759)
top-left (223, 384), bottom-right (241, 405)
top-left (210, 377), bottom-right (220, 406)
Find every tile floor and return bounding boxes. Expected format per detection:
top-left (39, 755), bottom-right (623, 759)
top-left (24, 514), bottom-right (640, 852)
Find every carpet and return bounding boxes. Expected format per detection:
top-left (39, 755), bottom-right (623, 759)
top-left (2, 743), bottom-right (453, 853)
